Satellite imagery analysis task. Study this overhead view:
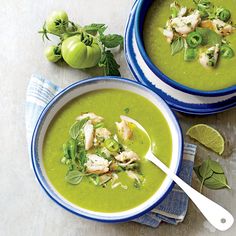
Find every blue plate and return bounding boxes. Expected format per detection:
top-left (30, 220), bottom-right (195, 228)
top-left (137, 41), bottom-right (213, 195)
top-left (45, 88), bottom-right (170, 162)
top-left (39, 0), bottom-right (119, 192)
top-left (124, 0), bottom-right (236, 115)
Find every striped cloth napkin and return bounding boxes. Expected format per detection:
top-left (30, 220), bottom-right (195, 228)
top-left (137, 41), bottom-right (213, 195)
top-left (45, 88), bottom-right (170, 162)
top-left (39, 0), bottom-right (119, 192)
top-left (25, 74), bottom-right (197, 228)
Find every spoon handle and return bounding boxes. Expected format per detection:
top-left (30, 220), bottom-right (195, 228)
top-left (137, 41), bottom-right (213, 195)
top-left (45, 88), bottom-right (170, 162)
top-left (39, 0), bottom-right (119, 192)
top-left (147, 154), bottom-right (234, 231)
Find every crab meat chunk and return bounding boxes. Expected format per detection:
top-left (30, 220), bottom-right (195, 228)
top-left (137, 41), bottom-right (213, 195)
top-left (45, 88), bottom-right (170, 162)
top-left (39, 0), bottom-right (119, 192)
top-left (85, 154), bottom-right (110, 174)
top-left (199, 44), bottom-right (220, 68)
top-left (178, 7), bottom-right (187, 17)
top-left (170, 10), bottom-right (201, 35)
top-left (76, 112), bottom-right (103, 125)
top-left (163, 25), bottom-right (174, 43)
top-left (170, 2), bottom-right (187, 17)
top-left (115, 119), bottom-right (132, 140)
top-left (94, 128), bottom-right (111, 146)
top-left (95, 128), bottom-right (111, 139)
top-left (115, 151), bottom-right (140, 166)
top-left (212, 19), bottom-right (233, 36)
top-left (83, 121), bottom-right (94, 150)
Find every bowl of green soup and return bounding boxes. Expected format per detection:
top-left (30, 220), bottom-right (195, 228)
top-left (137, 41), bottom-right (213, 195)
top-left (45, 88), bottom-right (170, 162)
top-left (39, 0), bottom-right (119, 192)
top-left (134, 0), bottom-right (236, 96)
top-left (31, 77), bottom-right (183, 222)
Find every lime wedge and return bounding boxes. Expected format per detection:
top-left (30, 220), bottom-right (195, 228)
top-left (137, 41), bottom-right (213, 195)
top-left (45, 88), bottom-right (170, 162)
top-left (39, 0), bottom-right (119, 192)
top-left (186, 124), bottom-right (224, 155)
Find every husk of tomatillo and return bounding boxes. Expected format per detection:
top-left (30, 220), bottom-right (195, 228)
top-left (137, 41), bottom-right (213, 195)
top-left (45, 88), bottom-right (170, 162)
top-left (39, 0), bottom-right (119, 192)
top-left (61, 34), bottom-right (101, 69)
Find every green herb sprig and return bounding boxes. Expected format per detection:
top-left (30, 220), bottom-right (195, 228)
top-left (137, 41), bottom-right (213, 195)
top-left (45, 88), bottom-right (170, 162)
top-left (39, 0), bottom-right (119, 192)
top-left (194, 158), bottom-right (230, 192)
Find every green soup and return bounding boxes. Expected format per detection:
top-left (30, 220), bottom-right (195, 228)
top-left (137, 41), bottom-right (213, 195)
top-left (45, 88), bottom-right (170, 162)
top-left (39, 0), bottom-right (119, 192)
top-left (143, 0), bottom-right (236, 91)
top-left (43, 89), bottom-right (172, 212)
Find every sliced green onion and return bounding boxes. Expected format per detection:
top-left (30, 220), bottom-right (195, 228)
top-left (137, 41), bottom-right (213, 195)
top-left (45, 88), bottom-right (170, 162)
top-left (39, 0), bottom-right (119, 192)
top-left (220, 45), bottom-right (234, 59)
top-left (94, 122), bottom-right (104, 129)
top-left (104, 138), bottom-right (119, 152)
top-left (186, 32), bottom-right (203, 48)
top-left (61, 156), bottom-right (67, 164)
top-left (184, 47), bottom-right (198, 61)
top-left (89, 175), bottom-right (100, 186)
top-left (216, 8), bottom-right (231, 22)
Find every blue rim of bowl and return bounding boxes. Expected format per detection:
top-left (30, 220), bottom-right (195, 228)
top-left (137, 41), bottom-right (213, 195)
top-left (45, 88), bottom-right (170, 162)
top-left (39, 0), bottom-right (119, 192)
top-left (134, 0), bottom-right (236, 97)
top-left (31, 76), bottom-right (183, 223)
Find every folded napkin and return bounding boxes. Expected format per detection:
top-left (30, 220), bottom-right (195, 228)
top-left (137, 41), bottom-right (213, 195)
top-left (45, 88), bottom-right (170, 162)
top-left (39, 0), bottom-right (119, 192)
top-left (25, 74), bottom-right (197, 228)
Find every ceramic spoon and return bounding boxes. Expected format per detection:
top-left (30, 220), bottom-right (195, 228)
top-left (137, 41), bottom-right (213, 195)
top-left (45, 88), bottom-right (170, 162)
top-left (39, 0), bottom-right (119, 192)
top-left (121, 115), bottom-right (234, 231)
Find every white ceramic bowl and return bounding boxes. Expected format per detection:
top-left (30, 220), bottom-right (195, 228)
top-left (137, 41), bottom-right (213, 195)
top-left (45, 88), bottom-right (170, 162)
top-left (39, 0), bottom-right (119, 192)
top-left (31, 77), bottom-right (183, 223)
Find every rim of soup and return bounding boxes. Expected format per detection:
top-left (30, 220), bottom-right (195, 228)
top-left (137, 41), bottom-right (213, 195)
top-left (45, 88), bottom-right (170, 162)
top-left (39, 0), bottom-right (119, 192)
top-left (42, 88), bottom-right (173, 213)
top-left (143, 0), bottom-right (236, 92)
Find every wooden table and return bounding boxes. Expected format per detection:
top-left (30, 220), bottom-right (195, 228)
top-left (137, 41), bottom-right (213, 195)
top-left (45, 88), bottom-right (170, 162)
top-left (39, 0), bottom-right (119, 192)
top-left (1, 0), bottom-right (235, 235)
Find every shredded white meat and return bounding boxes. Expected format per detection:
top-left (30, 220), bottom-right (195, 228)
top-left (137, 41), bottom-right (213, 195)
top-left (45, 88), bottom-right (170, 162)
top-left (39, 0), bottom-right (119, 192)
top-left (85, 154), bottom-right (110, 174)
top-left (76, 112), bottom-right (103, 124)
top-left (115, 119), bottom-right (132, 140)
top-left (83, 121), bottom-right (94, 150)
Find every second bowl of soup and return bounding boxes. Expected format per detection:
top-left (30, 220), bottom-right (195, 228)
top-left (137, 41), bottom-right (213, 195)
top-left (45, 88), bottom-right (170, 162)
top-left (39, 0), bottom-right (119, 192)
top-left (135, 0), bottom-right (236, 96)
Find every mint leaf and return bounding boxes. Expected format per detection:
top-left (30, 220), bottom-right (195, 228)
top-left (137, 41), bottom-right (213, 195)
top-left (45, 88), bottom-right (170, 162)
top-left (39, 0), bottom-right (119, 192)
top-left (171, 37), bottom-right (184, 55)
top-left (65, 170), bottom-right (83, 185)
top-left (69, 118), bottom-right (89, 139)
top-left (194, 158), bottom-right (230, 191)
top-left (204, 173), bottom-right (230, 189)
top-left (100, 34), bottom-right (123, 48)
top-left (99, 50), bottom-right (121, 76)
top-left (196, 27), bottom-right (222, 46)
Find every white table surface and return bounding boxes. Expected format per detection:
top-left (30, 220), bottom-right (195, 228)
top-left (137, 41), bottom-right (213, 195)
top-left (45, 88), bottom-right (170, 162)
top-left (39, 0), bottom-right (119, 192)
top-left (0, 0), bottom-right (235, 235)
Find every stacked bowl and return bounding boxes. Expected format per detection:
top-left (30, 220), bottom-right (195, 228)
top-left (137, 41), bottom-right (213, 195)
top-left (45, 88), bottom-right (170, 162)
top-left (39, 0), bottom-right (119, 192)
top-left (125, 0), bottom-right (236, 115)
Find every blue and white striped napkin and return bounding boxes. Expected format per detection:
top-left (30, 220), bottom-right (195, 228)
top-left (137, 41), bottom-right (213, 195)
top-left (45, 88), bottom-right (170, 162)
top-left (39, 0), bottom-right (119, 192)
top-left (25, 74), bottom-right (197, 228)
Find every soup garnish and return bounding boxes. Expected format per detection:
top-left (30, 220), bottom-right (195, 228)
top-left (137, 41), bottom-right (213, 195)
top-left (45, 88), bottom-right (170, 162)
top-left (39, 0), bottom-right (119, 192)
top-left (161, 0), bottom-right (235, 68)
top-left (61, 112), bottom-right (145, 189)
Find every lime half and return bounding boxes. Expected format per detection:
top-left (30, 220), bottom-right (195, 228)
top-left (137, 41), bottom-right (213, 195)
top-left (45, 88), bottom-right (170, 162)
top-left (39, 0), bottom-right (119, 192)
top-left (186, 124), bottom-right (224, 155)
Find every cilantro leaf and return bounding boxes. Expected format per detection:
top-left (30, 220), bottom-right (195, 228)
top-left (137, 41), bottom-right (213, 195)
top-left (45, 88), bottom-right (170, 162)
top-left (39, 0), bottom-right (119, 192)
top-left (100, 34), bottom-right (124, 48)
top-left (99, 50), bottom-right (121, 76)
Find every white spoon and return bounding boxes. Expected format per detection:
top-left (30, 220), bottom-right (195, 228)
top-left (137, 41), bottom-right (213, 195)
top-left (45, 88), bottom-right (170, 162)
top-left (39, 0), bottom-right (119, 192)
top-left (121, 115), bottom-right (234, 231)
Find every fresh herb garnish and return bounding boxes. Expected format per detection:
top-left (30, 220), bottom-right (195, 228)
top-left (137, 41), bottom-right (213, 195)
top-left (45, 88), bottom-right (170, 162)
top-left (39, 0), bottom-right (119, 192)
top-left (171, 37), bottom-right (184, 55)
top-left (100, 34), bottom-right (123, 49)
top-left (65, 170), bottom-right (84, 185)
top-left (194, 158), bottom-right (230, 192)
top-left (99, 50), bottom-right (121, 76)
top-left (162, 1), bottom-right (235, 68)
top-left (69, 118), bottom-right (89, 139)
top-left (124, 108), bottom-right (130, 114)
top-left (196, 27), bottom-right (222, 46)
top-left (61, 113), bottom-right (144, 189)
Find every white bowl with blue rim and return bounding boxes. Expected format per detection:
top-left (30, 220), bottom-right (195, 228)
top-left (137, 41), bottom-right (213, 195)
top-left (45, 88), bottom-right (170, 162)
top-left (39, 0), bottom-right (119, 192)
top-left (125, 0), bottom-right (236, 115)
top-left (31, 77), bottom-right (183, 222)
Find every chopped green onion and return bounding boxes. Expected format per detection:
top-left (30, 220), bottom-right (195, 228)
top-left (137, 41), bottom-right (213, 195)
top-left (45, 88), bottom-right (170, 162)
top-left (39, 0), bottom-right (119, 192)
top-left (104, 138), bottom-right (119, 152)
top-left (186, 32), bottom-right (203, 48)
top-left (220, 45), bottom-right (234, 59)
top-left (94, 122), bottom-right (104, 129)
top-left (61, 156), bottom-right (67, 164)
top-left (216, 8), bottom-right (231, 22)
top-left (184, 47), bottom-right (198, 61)
top-left (89, 175), bottom-right (100, 186)
top-left (66, 159), bottom-right (71, 165)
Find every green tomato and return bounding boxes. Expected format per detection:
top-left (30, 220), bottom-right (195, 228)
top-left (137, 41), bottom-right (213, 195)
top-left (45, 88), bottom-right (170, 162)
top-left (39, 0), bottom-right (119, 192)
top-left (46, 10), bottom-right (68, 34)
top-left (44, 45), bottom-right (61, 62)
top-left (61, 35), bottom-right (101, 69)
